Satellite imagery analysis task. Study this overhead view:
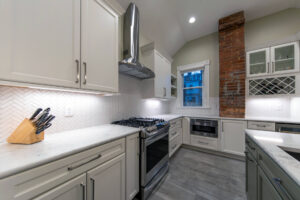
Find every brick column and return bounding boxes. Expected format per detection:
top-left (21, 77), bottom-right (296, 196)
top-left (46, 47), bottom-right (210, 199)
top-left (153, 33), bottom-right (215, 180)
top-left (219, 11), bottom-right (246, 118)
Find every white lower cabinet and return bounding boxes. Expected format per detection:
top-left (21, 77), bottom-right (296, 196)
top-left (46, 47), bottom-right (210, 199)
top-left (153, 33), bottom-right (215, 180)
top-left (87, 154), bottom-right (125, 200)
top-left (0, 134), bottom-right (139, 200)
top-left (221, 120), bottom-right (247, 156)
top-left (169, 118), bottom-right (183, 157)
top-left (125, 133), bottom-right (139, 200)
top-left (33, 174), bottom-right (86, 200)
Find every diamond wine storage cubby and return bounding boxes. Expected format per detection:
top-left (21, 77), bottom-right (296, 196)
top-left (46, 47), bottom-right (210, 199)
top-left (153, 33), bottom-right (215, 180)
top-left (248, 75), bottom-right (296, 96)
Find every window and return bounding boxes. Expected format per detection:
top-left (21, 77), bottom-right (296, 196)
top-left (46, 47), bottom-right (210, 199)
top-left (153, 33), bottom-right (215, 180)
top-left (182, 70), bottom-right (203, 106)
top-left (177, 60), bottom-right (209, 108)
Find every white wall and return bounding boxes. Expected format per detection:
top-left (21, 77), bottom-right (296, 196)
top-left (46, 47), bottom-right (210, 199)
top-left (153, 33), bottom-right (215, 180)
top-left (0, 75), bottom-right (170, 143)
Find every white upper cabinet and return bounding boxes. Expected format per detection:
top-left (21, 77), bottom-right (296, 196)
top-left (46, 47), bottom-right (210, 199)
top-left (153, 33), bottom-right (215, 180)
top-left (141, 43), bottom-right (172, 99)
top-left (81, 0), bottom-right (119, 92)
top-left (0, 0), bottom-right (119, 93)
top-left (247, 48), bottom-right (270, 77)
top-left (0, 0), bottom-right (81, 88)
top-left (271, 42), bottom-right (299, 74)
top-left (247, 41), bottom-right (299, 78)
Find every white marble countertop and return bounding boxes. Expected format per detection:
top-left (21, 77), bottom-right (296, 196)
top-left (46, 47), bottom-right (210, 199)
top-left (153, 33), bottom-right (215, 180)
top-left (0, 124), bottom-right (139, 179)
top-left (246, 129), bottom-right (300, 185)
top-left (158, 113), bottom-right (300, 124)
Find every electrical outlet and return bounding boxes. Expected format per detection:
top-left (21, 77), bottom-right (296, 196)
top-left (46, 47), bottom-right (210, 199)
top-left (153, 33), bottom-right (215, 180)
top-left (64, 106), bottom-right (73, 117)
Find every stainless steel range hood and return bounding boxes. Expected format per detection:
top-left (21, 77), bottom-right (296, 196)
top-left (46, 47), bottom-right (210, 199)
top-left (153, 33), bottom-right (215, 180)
top-left (119, 3), bottom-right (155, 79)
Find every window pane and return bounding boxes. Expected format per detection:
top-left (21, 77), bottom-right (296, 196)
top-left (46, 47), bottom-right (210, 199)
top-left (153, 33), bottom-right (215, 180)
top-left (183, 70), bottom-right (203, 88)
top-left (183, 88), bottom-right (203, 107)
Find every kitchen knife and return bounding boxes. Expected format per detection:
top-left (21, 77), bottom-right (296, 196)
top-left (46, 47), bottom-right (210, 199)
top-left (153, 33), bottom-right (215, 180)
top-left (35, 113), bottom-right (49, 128)
top-left (33, 108), bottom-right (50, 123)
top-left (29, 108), bottom-right (42, 121)
top-left (42, 115), bottom-right (55, 126)
top-left (36, 123), bottom-right (52, 134)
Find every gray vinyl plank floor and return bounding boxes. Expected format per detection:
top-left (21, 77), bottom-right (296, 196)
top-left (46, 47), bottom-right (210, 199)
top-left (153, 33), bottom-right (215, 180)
top-left (148, 148), bottom-right (246, 200)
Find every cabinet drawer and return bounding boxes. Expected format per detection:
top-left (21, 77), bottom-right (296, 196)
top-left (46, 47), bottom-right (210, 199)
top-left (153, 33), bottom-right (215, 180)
top-left (246, 135), bottom-right (258, 159)
top-left (248, 121), bottom-right (275, 131)
top-left (170, 118), bottom-right (182, 129)
top-left (169, 127), bottom-right (182, 141)
top-left (257, 148), bottom-right (300, 200)
top-left (169, 133), bottom-right (182, 157)
top-left (190, 135), bottom-right (218, 150)
top-left (0, 138), bottom-right (125, 200)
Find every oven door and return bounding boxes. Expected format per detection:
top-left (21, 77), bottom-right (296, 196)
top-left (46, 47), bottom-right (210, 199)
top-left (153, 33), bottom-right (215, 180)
top-left (141, 131), bottom-right (169, 186)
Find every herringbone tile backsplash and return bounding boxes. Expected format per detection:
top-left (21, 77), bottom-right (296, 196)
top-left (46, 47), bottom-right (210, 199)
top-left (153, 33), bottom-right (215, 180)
top-left (0, 75), bottom-right (169, 143)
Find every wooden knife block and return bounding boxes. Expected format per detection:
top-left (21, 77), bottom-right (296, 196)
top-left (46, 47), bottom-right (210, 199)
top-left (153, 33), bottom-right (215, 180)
top-left (7, 118), bottom-right (44, 144)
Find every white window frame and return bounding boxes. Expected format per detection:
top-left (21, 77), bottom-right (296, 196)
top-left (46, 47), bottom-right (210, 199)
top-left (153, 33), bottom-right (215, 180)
top-left (177, 60), bottom-right (210, 108)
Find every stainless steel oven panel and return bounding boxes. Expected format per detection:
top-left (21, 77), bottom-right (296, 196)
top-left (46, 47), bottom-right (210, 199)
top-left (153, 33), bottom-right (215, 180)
top-left (141, 131), bottom-right (169, 187)
top-left (141, 163), bottom-right (169, 200)
top-left (141, 153), bottom-right (168, 187)
top-left (276, 123), bottom-right (300, 134)
top-left (141, 124), bottom-right (170, 138)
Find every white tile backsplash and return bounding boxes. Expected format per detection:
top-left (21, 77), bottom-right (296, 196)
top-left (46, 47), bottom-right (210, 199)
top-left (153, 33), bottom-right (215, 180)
top-left (0, 75), bottom-right (170, 143)
top-left (246, 96), bottom-right (300, 120)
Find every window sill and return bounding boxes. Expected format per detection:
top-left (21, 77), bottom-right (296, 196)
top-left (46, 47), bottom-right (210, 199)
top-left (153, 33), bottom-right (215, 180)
top-left (177, 106), bottom-right (211, 109)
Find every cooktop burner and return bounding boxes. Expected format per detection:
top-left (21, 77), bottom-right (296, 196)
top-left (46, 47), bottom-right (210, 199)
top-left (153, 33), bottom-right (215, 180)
top-left (112, 117), bottom-right (165, 128)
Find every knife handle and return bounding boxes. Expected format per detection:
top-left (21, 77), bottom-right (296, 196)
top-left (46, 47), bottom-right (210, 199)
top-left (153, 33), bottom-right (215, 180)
top-left (29, 108), bottom-right (42, 121)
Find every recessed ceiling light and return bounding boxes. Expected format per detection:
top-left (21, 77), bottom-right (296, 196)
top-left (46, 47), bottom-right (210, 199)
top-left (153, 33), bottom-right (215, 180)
top-left (189, 17), bottom-right (196, 24)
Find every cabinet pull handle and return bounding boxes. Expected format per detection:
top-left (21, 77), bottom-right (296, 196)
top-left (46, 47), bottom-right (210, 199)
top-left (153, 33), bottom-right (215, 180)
top-left (267, 62), bottom-right (270, 73)
top-left (80, 183), bottom-right (86, 200)
top-left (83, 62), bottom-right (87, 85)
top-left (273, 178), bottom-right (293, 200)
top-left (75, 60), bottom-right (80, 83)
top-left (172, 144), bottom-right (177, 150)
top-left (91, 178), bottom-right (95, 200)
top-left (163, 87), bottom-right (166, 97)
top-left (68, 154), bottom-right (101, 171)
top-left (137, 136), bottom-right (140, 156)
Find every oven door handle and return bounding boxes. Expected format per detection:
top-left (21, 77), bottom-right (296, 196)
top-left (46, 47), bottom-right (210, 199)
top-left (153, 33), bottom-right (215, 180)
top-left (145, 131), bottom-right (169, 146)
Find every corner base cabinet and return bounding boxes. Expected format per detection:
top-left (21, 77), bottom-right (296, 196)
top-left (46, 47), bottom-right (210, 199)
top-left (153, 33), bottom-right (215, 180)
top-left (221, 120), bottom-right (246, 156)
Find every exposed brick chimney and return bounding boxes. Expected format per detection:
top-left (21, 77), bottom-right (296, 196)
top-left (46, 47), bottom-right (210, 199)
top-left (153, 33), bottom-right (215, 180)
top-left (219, 11), bottom-right (246, 118)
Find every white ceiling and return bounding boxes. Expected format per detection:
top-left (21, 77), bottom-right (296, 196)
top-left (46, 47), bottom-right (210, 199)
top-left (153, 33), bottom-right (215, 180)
top-left (116, 0), bottom-right (300, 57)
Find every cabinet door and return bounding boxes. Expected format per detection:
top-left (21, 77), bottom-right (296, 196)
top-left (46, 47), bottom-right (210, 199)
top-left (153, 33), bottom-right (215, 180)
top-left (0, 0), bottom-right (81, 88)
top-left (258, 167), bottom-right (282, 200)
top-left (81, 0), bottom-right (119, 92)
top-left (246, 151), bottom-right (258, 200)
top-left (87, 154), bottom-right (125, 200)
top-left (154, 51), bottom-right (165, 98)
top-left (33, 174), bottom-right (86, 200)
top-left (247, 48), bottom-right (270, 77)
top-left (163, 58), bottom-right (172, 98)
top-left (221, 120), bottom-right (246, 156)
top-left (271, 42), bottom-right (299, 74)
top-left (126, 133), bottom-right (139, 200)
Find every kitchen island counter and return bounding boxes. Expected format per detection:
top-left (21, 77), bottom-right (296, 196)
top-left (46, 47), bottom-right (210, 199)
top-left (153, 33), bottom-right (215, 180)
top-left (246, 129), bottom-right (300, 186)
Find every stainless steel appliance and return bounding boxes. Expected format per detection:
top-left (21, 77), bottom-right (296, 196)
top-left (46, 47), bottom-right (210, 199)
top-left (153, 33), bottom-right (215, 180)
top-left (276, 123), bottom-right (300, 134)
top-left (119, 3), bottom-right (155, 79)
top-left (190, 118), bottom-right (218, 138)
top-left (112, 118), bottom-right (170, 200)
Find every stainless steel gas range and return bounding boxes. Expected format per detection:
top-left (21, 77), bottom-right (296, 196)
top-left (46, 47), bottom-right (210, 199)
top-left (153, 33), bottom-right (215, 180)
top-left (113, 118), bottom-right (170, 200)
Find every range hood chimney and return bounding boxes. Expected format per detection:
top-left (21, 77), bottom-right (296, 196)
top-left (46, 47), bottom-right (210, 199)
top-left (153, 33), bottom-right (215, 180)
top-left (119, 3), bottom-right (155, 79)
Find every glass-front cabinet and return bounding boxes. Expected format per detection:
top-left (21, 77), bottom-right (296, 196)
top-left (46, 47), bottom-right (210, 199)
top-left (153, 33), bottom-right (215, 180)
top-left (247, 48), bottom-right (270, 77)
top-left (271, 42), bottom-right (299, 74)
top-left (246, 41), bottom-right (299, 77)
